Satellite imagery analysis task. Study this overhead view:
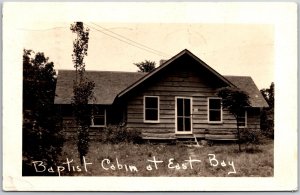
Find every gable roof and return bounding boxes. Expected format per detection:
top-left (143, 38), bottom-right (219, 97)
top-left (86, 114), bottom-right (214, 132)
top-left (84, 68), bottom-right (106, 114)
top-left (54, 70), bottom-right (145, 105)
top-left (54, 50), bottom-right (268, 107)
top-left (54, 70), bottom-right (268, 107)
top-left (117, 49), bottom-right (235, 98)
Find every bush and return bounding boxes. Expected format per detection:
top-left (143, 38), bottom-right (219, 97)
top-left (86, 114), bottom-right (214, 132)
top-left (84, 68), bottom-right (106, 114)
top-left (260, 108), bottom-right (274, 139)
top-left (262, 121), bottom-right (274, 139)
top-left (22, 110), bottom-right (64, 176)
top-left (240, 128), bottom-right (261, 145)
top-left (240, 128), bottom-right (263, 152)
top-left (126, 128), bottom-right (143, 144)
top-left (103, 125), bottom-right (142, 144)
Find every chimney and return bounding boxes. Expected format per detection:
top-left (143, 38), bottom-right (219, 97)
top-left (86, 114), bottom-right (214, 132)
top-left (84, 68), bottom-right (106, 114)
top-left (159, 59), bottom-right (167, 66)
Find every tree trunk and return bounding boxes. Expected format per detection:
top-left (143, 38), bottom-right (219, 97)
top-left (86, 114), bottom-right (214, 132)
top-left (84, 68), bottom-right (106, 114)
top-left (80, 154), bottom-right (84, 165)
top-left (237, 123), bottom-right (241, 152)
top-left (235, 115), bottom-right (241, 152)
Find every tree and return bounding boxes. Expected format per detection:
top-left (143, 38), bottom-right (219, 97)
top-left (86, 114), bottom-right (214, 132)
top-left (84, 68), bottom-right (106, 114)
top-left (217, 87), bottom-right (250, 152)
top-left (260, 82), bottom-right (274, 138)
top-left (22, 49), bottom-right (64, 175)
top-left (134, 60), bottom-right (156, 72)
top-left (23, 50), bottom-right (56, 110)
top-left (70, 22), bottom-right (95, 165)
top-left (260, 82), bottom-right (274, 108)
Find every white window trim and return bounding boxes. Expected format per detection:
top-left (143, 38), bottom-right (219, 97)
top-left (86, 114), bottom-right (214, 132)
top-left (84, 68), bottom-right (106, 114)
top-left (143, 96), bottom-right (160, 123)
top-left (175, 96), bottom-right (193, 134)
top-left (238, 110), bottom-right (247, 128)
top-left (207, 97), bottom-right (223, 124)
top-left (91, 109), bottom-right (106, 127)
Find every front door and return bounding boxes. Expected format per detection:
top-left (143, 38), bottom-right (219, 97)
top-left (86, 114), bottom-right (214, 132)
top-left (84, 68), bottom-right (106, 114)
top-left (176, 97), bottom-right (192, 133)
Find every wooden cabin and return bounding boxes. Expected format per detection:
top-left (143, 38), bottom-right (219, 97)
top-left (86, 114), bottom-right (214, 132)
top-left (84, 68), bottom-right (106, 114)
top-left (54, 49), bottom-right (268, 141)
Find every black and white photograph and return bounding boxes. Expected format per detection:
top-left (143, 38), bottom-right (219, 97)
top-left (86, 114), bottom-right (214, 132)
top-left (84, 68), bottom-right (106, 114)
top-left (3, 2), bottom-right (297, 191)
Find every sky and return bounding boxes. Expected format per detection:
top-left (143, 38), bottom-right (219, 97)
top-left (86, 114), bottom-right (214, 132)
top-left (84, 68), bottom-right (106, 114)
top-left (21, 22), bottom-right (274, 89)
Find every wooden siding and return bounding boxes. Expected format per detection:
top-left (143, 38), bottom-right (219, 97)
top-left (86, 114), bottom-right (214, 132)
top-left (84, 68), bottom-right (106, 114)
top-left (61, 117), bottom-right (106, 140)
top-left (247, 108), bottom-right (261, 130)
top-left (126, 66), bottom-right (261, 140)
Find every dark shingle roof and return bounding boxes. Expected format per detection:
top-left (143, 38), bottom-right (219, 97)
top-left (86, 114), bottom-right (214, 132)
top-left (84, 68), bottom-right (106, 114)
top-left (54, 70), bottom-right (268, 107)
top-left (225, 76), bottom-right (269, 107)
top-left (54, 70), bottom-right (145, 104)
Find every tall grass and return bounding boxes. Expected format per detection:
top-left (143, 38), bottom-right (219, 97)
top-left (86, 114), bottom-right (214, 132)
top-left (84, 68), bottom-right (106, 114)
top-left (58, 138), bottom-right (273, 177)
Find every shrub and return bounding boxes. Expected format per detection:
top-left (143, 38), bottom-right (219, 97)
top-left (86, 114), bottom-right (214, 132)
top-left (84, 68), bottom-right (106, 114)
top-left (126, 128), bottom-right (143, 144)
top-left (240, 128), bottom-right (261, 145)
top-left (103, 125), bottom-right (142, 144)
top-left (262, 121), bottom-right (274, 139)
top-left (260, 108), bottom-right (274, 139)
top-left (240, 128), bottom-right (263, 152)
top-left (22, 110), bottom-right (64, 176)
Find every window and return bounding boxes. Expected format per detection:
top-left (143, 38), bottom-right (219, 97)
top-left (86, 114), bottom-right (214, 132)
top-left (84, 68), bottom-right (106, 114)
top-left (208, 98), bottom-right (222, 123)
top-left (144, 96), bottom-right (159, 122)
top-left (237, 110), bottom-right (247, 127)
top-left (91, 108), bottom-right (106, 127)
top-left (176, 97), bottom-right (192, 133)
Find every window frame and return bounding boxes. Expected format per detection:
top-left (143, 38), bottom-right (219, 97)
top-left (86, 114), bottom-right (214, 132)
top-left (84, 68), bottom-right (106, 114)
top-left (237, 110), bottom-right (247, 128)
top-left (207, 97), bottom-right (223, 124)
top-left (175, 96), bottom-right (193, 134)
top-left (91, 108), bottom-right (106, 127)
top-left (143, 96), bottom-right (160, 123)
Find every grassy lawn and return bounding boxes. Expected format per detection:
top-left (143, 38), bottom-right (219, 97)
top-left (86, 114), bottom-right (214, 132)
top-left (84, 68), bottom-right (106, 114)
top-left (57, 137), bottom-right (273, 177)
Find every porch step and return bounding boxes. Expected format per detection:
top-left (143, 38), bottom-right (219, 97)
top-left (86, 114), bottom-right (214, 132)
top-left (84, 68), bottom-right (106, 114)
top-left (176, 138), bottom-right (199, 145)
top-left (205, 134), bottom-right (237, 140)
top-left (175, 134), bottom-right (205, 139)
